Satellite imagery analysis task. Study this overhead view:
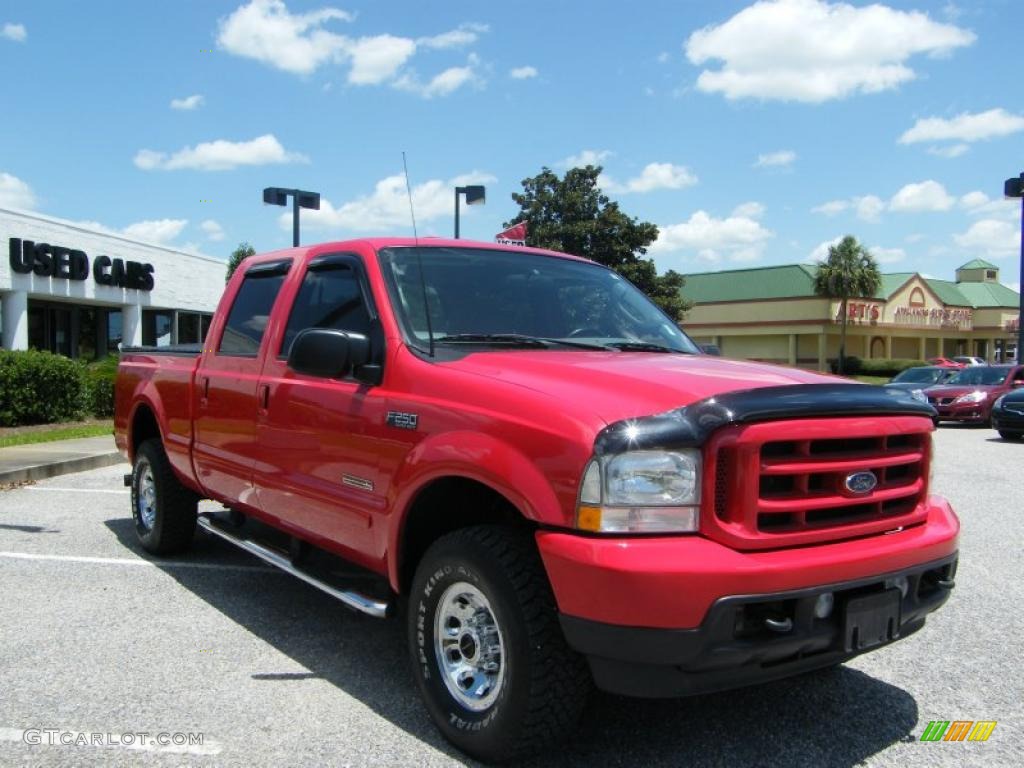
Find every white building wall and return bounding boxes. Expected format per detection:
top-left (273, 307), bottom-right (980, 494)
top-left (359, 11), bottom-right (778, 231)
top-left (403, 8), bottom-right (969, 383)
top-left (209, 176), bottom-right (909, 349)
top-left (0, 207), bottom-right (225, 316)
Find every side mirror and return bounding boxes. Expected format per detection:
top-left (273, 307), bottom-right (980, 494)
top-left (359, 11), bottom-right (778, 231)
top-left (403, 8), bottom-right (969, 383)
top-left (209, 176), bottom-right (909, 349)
top-left (700, 343), bottom-right (721, 356)
top-left (288, 328), bottom-right (370, 379)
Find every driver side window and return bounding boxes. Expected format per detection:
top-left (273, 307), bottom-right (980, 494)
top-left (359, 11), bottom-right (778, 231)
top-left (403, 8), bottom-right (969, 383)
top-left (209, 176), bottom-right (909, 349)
top-left (280, 263), bottom-right (372, 357)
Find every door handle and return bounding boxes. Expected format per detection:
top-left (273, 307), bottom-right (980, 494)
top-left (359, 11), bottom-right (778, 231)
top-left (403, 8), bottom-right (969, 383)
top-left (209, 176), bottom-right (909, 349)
top-left (199, 376), bottom-right (210, 407)
top-left (258, 384), bottom-right (270, 411)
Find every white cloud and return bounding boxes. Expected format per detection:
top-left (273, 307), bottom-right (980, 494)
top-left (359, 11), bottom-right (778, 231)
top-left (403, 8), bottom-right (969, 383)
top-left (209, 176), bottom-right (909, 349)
top-left (201, 219), bottom-right (226, 241)
top-left (685, 0), bottom-right (975, 103)
top-left (2, 22), bottom-right (26, 42)
top-left (394, 55), bottom-right (481, 98)
top-left (871, 246), bottom-right (906, 264)
top-left (417, 23), bottom-right (487, 50)
top-left (905, 233), bottom-right (925, 243)
top-left (732, 201), bottom-right (765, 219)
top-left (812, 200), bottom-right (849, 216)
top-left (657, 51), bottom-right (671, 64)
top-left (170, 94), bottom-right (204, 110)
top-left (603, 163), bottom-right (698, 194)
top-left (854, 195), bottom-right (885, 222)
top-left (0, 172), bottom-right (36, 209)
top-left (811, 195), bottom-right (883, 221)
top-left (217, 1), bottom-right (486, 94)
top-left (217, 0), bottom-right (352, 74)
top-left (651, 209), bottom-right (774, 261)
top-left (282, 170), bottom-right (496, 232)
top-left (561, 149), bottom-right (613, 168)
top-left (346, 34), bottom-right (417, 85)
top-left (809, 236), bottom-right (842, 261)
top-left (889, 180), bottom-right (955, 212)
top-left (134, 134), bottom-right (307, 171)
top-left (509, 65), bottom-right (538, 80)
top-left (121, 219), bottom-right (189, 244)
top-left (899, 108), bottom-right (1024, 144)
top-left (954, 219), bottom-right (1019, 258)
top-left (927, 143), bottom-right (968, 158)
top-left (754, 149), bottom-right (796, 168)
top-left (960, 191), bottom-right (1019, 220)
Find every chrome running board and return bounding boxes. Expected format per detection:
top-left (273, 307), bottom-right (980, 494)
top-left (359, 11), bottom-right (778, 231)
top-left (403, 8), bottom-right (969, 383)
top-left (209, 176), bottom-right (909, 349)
top-left (197, 513), bottom-right (390, 618)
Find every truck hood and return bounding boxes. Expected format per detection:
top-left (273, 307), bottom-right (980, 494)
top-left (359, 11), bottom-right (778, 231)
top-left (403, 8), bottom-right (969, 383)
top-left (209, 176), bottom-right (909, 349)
top-left (446, 350), bottom-right (837, 425)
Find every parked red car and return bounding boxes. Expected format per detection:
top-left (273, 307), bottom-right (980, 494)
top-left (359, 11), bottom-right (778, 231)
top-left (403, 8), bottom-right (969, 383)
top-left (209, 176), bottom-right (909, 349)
top-left (926, 365), bottom-right (1024, 424)
top-left (926, 357), bottom-right (965, 369)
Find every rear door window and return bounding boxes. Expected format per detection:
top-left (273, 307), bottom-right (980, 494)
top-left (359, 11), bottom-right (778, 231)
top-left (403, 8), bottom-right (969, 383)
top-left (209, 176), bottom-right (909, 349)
top-left (218, 261), bottom-right (290, 356)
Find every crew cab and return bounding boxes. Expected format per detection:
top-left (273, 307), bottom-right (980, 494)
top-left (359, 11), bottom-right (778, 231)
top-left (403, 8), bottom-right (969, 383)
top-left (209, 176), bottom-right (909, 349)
top-left (115, 238), bottom-right (959, 763)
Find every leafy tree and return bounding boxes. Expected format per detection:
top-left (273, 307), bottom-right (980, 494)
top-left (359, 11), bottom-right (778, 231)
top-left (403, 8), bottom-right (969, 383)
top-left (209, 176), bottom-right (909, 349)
top-left (226, 242), bottom-right (256, 283)
top-left (813, 236), bottom-right (882, 374)
top-left (504, 166), bottom-right (691, 320)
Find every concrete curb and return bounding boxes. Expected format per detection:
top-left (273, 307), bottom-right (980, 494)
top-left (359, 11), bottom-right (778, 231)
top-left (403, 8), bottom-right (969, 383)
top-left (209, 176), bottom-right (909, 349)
top-left (0, 452), bottom-right (126, 485)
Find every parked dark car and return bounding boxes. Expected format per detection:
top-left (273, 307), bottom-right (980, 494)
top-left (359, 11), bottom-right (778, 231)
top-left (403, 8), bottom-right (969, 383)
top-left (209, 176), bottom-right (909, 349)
top-left (886, 366), bottom-right (957, 398)
top-left (991, 388), bottom-right (1024, 440)
top-left (926, 365), bottom-right (1024, 425)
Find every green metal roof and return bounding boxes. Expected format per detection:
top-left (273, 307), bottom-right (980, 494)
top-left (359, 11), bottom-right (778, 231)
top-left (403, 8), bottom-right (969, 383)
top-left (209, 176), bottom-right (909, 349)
top-left (957, 258), bottom-right (999, 270)
top-left (682, 263), bottom-right (1020, 309)
top-left (681, 264), bottom-right (818, 302)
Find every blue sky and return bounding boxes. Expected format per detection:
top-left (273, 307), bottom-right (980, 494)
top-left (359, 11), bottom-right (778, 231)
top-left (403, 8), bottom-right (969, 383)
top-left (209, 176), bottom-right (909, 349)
top-left (1, 0), bottom-right (1021, 291)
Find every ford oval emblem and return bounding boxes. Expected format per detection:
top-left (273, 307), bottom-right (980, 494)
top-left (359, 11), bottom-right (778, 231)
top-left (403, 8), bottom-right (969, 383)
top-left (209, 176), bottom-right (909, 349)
top-left (845, 471), bottom-right (878, 494)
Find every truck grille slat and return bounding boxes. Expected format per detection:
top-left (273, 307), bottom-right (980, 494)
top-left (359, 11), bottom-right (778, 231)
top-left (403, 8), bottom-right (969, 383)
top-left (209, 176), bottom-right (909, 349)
top-left (705, 417), bottom-right (932, 550)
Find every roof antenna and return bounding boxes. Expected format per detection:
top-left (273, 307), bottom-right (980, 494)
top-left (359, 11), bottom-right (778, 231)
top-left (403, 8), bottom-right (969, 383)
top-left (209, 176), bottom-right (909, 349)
top-left (403, 151), bottom-right (434, 357)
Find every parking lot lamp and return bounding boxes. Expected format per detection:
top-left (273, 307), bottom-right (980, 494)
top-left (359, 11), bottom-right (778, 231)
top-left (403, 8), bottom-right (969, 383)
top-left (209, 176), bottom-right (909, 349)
top-left (454, 185), bottom-right (486, 239)
top-left (263, 187), bottom-right (321, 247)
top-left (1005, 173), bottom-right (1024, 362)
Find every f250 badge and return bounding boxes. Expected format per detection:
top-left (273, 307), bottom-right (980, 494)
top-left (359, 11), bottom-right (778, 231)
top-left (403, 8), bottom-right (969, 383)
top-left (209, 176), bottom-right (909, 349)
top-left (386, 411), bottom-right (419, 430)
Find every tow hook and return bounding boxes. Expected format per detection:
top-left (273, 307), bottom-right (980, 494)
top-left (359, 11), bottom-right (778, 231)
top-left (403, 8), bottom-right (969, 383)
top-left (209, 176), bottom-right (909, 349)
top-left (764, 617), bottom-right (793, 633)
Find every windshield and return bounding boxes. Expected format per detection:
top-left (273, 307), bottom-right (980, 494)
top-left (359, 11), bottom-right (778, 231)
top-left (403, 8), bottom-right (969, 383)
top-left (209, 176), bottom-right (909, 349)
top-left (378, 247), bottom-right (699, 354)
top-left (892, 367), bottom-right (945, 384)
top-left (946, 367), bottom-right (1009, 386)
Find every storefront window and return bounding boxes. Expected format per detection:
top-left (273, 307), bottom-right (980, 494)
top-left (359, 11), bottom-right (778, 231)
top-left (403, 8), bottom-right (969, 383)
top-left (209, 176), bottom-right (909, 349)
top-left (107, 310), bottom-right (123, 354)
top-left (143, 310), bottom-right (173, 347)
top-left (79, 308), bottom-right (98, 360)
top-left (177, 312), bottom-right (201, 344)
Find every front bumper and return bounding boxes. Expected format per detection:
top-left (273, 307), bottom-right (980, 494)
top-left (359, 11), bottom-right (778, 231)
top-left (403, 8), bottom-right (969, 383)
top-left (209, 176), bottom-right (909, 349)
top-left (559, 554), bottom-right (957, 697)
top-left (932, 401), bottom-right (990, 422)
top-left (991, 408), bottom-right (1024, 432)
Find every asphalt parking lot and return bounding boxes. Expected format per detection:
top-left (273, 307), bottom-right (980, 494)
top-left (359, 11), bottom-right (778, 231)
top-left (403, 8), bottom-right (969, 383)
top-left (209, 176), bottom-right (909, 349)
top-left (0, 426), bottom-right (1020, 767)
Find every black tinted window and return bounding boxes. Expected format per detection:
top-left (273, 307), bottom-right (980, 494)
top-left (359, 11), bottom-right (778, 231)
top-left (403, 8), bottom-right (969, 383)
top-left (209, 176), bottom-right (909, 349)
top-left (280, 264), bottom-right (371, 355)
top-left (218, 271), bottom-right (287, 355)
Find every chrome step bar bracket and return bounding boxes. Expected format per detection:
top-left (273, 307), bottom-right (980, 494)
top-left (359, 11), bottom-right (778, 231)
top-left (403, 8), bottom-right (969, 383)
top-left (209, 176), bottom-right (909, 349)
top-left (197, 514), bottom-right (390, 618)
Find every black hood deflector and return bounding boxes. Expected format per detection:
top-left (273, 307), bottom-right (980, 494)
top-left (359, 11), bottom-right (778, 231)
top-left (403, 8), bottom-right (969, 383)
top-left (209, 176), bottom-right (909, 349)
top-left (594, 384), bottom-right (936, 455)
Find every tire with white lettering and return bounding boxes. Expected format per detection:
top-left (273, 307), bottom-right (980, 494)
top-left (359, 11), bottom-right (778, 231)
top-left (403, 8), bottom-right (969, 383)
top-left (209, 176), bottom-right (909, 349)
top-left (131, 438), bottom-right (198, 555)
top-left (409, 525), bottom-right (591, 763)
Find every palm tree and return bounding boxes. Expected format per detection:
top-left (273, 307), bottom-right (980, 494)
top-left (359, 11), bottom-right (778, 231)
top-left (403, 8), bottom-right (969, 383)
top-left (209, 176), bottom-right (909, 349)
top-left (813, 236), bottom-right (882, 374)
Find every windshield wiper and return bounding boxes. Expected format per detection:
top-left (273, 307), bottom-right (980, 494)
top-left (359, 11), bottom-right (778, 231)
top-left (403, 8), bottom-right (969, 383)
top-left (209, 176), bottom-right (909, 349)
top-left (434, 333), bottom-right (605, 350)
top-left (603, 341), bottom-right (687, 353)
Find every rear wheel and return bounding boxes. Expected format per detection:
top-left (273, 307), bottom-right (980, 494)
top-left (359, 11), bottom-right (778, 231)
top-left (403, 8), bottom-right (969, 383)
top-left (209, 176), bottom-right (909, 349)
top-left (998, 430), bottom-right (1022, 441)
top-left (408, 525), bottom-right (591, 763)
top-left (131, 438), bottom-right (198, 555)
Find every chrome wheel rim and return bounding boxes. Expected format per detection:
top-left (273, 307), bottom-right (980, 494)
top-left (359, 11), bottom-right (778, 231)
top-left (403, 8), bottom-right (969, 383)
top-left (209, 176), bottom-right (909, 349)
top-left (434, 581), bottom-right (506, 711)
top-left (137, 461), bottom-right (157, 530)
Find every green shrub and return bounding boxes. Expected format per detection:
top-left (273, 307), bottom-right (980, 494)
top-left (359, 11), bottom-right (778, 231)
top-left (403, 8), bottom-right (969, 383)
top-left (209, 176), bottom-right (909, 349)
top-left (84, 355), bottom-right (119, 418)
top-left (830, 356), bottom-right (927, 376)
top-left (0, 349), bottom-right (88, 426)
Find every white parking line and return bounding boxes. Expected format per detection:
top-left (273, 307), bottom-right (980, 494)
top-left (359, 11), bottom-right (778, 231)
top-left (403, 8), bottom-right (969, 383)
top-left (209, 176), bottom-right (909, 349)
top-left (0, 551), bottom-right (275, 572)
top-left (0, 727), bottom-right (222, 756)
top-left (25, 487), bottom-right (129, 495)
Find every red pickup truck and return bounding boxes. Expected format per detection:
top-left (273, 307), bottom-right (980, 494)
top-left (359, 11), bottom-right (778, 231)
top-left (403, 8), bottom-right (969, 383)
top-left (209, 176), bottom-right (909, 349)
top-left (115, 238), bottom-right (959, 762)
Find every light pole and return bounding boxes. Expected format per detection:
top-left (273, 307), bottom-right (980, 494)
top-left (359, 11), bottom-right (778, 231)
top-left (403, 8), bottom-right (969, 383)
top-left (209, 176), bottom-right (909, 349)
top-left (1005, 173), bottom-right (1024, 362)
top-left (454, 185), bottom-right (486, 239)
top-left (263, 187), bottom-right (321, 247)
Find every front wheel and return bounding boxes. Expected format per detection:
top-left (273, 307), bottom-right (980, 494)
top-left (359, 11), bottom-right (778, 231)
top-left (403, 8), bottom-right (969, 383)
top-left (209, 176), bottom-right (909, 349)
top-left (131, 438), bottom-right (198, 555)
top-left (999, 430), bottom-right (1022, 441)
top-left (408, 526), bottom-right (591, 763)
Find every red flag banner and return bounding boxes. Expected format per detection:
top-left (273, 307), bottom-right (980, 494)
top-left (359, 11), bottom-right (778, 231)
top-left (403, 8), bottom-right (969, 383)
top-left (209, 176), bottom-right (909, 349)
top-left (495, 222), bottom-right (528, 245)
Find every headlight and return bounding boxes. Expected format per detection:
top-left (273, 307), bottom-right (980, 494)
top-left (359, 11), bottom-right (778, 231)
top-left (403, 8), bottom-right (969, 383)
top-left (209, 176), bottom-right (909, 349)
top-left (576, 450), bottom-right (701, 534)
top-left (993, 394), bottom-right (1006, 410)
top-left (953, 390), bottom-right (986, 404)
top-left (910, 388), bottom-right (928, 403)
